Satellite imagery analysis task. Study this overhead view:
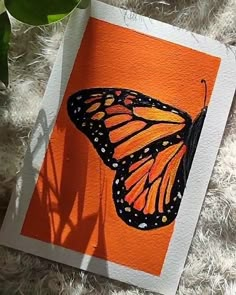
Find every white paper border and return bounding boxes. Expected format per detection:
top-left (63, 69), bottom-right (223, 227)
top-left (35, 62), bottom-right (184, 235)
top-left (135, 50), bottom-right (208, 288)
top-left (1, 1), bottom-right (236, 295)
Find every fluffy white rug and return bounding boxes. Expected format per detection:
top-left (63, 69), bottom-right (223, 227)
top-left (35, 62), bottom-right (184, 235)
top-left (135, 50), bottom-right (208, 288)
top-left (0, 0), bottom-right (236, 294)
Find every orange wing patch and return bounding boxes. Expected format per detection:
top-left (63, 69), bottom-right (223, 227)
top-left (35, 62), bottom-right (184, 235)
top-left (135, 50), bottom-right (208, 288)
top-left (114, 123), bottom-right (184, 160)
top-left (105, 98), bottom-right (115, 106)
top-left (109, 120), bottom-right (146, 143)
top-left (134, 107), bottom-right (185, 123)
top-left (129, 156), bottom-right (151, 172)
top-left (91, 112), bottom-right (105, 120)
top-left (123, 142), bottom-right (186, 215)
top-left (124, 95), bottom-right (136, 106)
top-left (84, 95), bottom-right (102, 104)
top-left (87, 102), bottom-right (101, 113)
top-left (104, 114), bottom-right (132, 128)
top-left (158, 145), bottom-right (187, 212)
top-left (125, 158), bottom-right (154, 190)
top-left (133, 189), bottom-right (148, 211)
top-left (149, 142), bottom-right (183, 183)
top-left (106, 105), bottom-right (131, 115)
top-left (143, 178), bottom-right (162, 214)
top-left (125, 174), bottom-right (148, 205)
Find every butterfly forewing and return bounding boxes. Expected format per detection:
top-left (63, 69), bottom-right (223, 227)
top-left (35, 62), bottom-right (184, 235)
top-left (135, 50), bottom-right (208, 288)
top-left (67, 88), bottom-right (192, 230)
top-left (68, 88), bottom-right (191, 162)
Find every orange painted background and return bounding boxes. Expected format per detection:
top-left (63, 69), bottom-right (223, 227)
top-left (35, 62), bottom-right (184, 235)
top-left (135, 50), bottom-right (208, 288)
top-left (21, 18), bottom-right (221, 276)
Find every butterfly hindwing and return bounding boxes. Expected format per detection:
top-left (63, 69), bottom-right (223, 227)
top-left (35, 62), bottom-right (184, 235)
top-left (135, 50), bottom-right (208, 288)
top-left (113, 142), bottom-right (187, 230)
top-left (67, 88), bottom-right (192, 230)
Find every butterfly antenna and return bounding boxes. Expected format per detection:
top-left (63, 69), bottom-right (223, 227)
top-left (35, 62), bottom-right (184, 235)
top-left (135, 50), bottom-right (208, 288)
top-left (201, 79), bottom-right (207, 108)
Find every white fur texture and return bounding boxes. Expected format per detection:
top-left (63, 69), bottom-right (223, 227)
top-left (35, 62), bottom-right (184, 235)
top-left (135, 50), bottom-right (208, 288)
top-left (0, 1), bottom-right (236, 294)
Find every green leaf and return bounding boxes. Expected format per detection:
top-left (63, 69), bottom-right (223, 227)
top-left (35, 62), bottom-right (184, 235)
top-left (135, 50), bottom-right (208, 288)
top-left (77, 0), bottom-right (90, 9)
top-left (5, 0), bottom-right (89, 26)
top-left (0, 11), bottom-right (11, 86)
top-left (0, 0), bottom-right (6, 15)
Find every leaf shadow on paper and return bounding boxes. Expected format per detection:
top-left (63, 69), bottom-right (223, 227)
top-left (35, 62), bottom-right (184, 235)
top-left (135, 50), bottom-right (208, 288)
top-left (17, 107), bottom-right (108, 280)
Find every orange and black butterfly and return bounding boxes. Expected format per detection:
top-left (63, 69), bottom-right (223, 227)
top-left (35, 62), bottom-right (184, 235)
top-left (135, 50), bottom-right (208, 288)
top-left (67, 80), bottom-right (208, 230)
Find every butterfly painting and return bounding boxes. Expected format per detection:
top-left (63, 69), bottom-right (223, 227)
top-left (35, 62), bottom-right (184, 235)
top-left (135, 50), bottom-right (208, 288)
top-left (67, 80), bottom-right (208, 230)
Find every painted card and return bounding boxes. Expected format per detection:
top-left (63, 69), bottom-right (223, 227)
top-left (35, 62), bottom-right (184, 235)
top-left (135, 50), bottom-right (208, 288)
top-left (1, 1), bottom-right (236, 294)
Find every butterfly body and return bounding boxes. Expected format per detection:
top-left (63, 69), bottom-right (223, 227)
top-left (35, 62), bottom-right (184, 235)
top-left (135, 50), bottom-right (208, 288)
top-left (67, 88), bottom-right (207, 230)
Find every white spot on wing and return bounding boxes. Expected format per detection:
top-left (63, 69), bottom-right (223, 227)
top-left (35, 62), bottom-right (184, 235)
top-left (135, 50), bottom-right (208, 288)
top-left (177, 192), bottom-right (182, 199)
top-left (138, 223), bottom-right (148, 229)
